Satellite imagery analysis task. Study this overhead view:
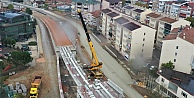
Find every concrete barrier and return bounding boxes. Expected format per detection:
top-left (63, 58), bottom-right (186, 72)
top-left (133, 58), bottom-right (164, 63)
top-left (104, 45), bottom-right (117, 58)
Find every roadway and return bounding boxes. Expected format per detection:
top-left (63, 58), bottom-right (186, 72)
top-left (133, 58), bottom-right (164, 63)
top-left (42, 10), bottom-right (143, 98)
top-left (8, 2), bottom-right (143, 97)
top-left (35, 14), bottom-right (60, 98)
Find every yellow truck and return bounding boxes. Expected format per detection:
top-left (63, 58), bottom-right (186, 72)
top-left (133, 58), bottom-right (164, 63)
top-left (30, 76), bottom-right (42, 98)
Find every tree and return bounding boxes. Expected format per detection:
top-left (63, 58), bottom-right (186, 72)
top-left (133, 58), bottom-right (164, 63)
top-left (25, 8), bottom-right (32, 15)
top-left (0, 61), bottom-right (5, 72)
top-left (161, 61), bottom-right (175, 70)
top-left (122, 0), bottom-right (126, 7)
top-left (185, 17), bottom-right (194, 27)
top-left (135, 2), bottom-right (149, 8)
top-left (9, 51), bottom-right (33, 67)
top-left (8, 4), bottom-right (14, 10)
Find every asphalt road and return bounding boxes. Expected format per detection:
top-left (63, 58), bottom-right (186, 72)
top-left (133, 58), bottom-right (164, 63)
top-left (42, 11), bottom-right (143, 98)
top-left (35, 15), bottom-right (60, 98)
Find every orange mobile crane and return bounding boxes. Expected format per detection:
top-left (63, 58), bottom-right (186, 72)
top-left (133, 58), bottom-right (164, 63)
top-left (77, 10), bottom-right (103, 79)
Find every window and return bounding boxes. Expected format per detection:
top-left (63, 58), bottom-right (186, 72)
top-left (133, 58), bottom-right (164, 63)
top-left (142, 44), bottom-right (144, 47)
top-left (176, 46), bottom-right (179, 49)
top-left (181, 91), bottom-right (187, 98)
top-left (175, 52), bottom-right (177, 56)
top-left (161, 78), bottom-right (164, 82)
top-left (174, 59), bottom-right (176, 62)
top-left (142, 49), bottom-right (143, 52)
top-left (143, 38), bottom-right (145, 41)
top-left (144, 33), bottom-right (146, 35)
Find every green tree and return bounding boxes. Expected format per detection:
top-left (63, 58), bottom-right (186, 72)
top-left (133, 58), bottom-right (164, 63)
top-left (8, 4), bottom-right (14, 10)
top-left (0, 61), bottom-right (5, 72)
top-left (161, 61), bottom-right (175, 70)
top-left (10, 51), bottom-right (33, 67)
top-left (122, 0), bottom-right (126, 7)
top-left (25, 8), bottom-right (32, 15)
top-left (185, 17), bottom-right (194, 27)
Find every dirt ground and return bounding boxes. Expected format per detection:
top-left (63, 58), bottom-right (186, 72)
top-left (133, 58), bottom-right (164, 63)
top-left (4, 57), bottom-right (52, 98)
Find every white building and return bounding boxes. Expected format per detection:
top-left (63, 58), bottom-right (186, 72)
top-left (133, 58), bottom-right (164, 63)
top-left (121, 22), bottom-right (156, 60)
top-left (156, 17), bottom-right (190, 48)
top-left (101, 0), bottom-right (121, 9)
top-left (159, 25), bottom-right (194, 74)
top-left (101, 8), bottom-right (112, 38)
top-left (156, 68), bottom-right (194, 98)
top-left (114, 17), bottom-right (130, 51)
top-left (71, 0), bottom-right (101, 14)
top-left (131, 8), bottom-right (152, 23)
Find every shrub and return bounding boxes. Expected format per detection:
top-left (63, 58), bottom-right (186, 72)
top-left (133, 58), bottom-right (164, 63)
top-left (28, 41), bottom-right (37, 46)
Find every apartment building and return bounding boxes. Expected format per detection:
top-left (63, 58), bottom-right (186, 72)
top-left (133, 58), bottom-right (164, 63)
top-left (159, 25), bottom-right (194, 74)
top-left (121, 22), bottom-right (156, 60)
top-left (131, 8), bottom-right (152, 23)
top-left (164, 1), bottom-right (187, 17)
top-left (156, 17), bottom-right (190, 47)
top-left (71, 0), bottom-right (100, 13)
top-left (164, 1), bottom-right (173, 15)
top-left (105, 12), bottom-right (120, 39)
top-left (101, 0), bottom-right (121, 9)
top-left (179, 2), bottom-right (194, 18)
top-left (123, 5), bottom-right (135, 16)
top-left (114, 17), bottom-right (130, 51)
top-left (156, 68), bottom-right (194, 98)
top-left (101, 8), bottom-right (112, 37)
top-left (145, 12), bottom-right (162, 29)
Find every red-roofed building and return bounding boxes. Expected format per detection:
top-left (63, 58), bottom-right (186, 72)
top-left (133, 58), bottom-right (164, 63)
top-left (179, 2), bottom-right (194, 18)
top-left (160, 25), bottom-right (194, 75)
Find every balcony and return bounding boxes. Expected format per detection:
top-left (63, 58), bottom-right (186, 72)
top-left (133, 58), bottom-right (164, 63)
top-left (135, 15), bottom-right (140, 20)
top-left (163, 29), bottom-right (170, 35)
top-left (126, 38), bottom-right (131, 43)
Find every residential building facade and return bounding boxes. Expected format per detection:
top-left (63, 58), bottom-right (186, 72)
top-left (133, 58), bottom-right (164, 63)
top-left (114, 17), bottom-right (130, 51)
top-left (179, 2), bottom-right (194, 18)
top-left (121, 22), bottom-right (156, 60)
top-left (159, 25), bottom-right (194, 74)
top-left (156, 68), bottom-right (194, 98)
top-left (156, 17), bottom-right (190, 48)
top-left (71, 0), bottom-right (101, 14)
top-left (105, 12), bottom-right (120, 39)
top-left (101, 8), bottom-right (112, 38)
top-left (131, 8), bottom-right (152, 23)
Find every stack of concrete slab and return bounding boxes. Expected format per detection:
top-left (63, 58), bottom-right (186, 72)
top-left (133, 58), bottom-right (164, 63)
top-left (8, 84), bottom-right (14, 90)
top-left (15, 82), bottom-right (20, 91)
top-left (21, 84), bottom-right (27, 93)
top-left (17, 89), bottom-right (22, 93)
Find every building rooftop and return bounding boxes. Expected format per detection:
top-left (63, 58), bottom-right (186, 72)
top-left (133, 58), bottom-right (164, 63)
top-left (91, 10), bottom-right (101, 18)
top-left (159, 17), bottom-right (177, 23)
top-left (101, 8), bottom-right (112, 14)
top-left (165, 1), bottom-right (174, 5)
top-left (105, 0), bottom-right (120, 3)
top-left (133, 9), bottom-right (144, 13)
top-left (123, 22), bottom-right (141, 31)
top-left (124, 6), bottom-right (134, 10)
top-left (0, 12), bottom-right (22, 19)
top-left (158, 68), bottom-right (194, 96)
top-left (179, 26), bottom-right (194, 44)
top-left (165, 25), bottom-right (194, 44)
top-left (107, 12), bottom-right (119, 18)
top-left (114, 17), bottom-right (129, 24)
top-left (146, 12), bottom-right (161, 18)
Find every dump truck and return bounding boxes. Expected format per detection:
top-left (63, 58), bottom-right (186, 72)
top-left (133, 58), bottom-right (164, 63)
top-left (30, 76), bottom-right (42, 98)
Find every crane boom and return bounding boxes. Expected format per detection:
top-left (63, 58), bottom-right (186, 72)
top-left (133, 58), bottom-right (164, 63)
top-left (77, 10), bottom-right (103, 79)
